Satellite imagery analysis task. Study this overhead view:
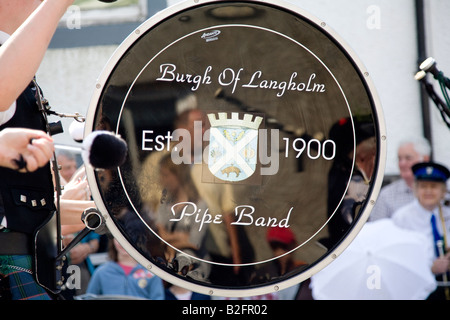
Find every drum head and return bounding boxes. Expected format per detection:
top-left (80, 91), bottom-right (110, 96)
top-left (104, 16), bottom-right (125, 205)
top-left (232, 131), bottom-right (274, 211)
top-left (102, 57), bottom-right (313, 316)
top-left (85, 0), bottom-right (386, 297)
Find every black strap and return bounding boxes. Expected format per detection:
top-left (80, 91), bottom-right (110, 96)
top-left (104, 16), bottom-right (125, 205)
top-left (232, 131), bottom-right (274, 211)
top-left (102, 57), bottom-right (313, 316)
top-left (0, 231), bottom-right (31, 255)
top-left (0, 189), bottom-right (4, 228)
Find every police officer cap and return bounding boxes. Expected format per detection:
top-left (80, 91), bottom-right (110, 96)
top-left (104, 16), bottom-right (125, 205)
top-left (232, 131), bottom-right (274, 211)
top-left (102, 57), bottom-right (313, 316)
top-left (412, 162), bottom-right (450, 182)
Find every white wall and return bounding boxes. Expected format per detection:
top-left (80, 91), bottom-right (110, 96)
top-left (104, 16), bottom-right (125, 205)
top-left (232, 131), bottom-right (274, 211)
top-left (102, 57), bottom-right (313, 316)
top-left (37, 0), bottom-right (450, 175)
top-left (425, 0), bottom-right (450, 170)
top-left (37, 45), bottom-right (116, 149)
top-left (284, 0), bottom-right (450, 174)
top-left (285, 0), bottom-right (422, 175)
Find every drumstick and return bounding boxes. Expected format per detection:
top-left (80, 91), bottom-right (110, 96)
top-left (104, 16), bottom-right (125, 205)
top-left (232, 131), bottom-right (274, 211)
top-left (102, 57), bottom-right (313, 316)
top-left (437, 240), bottom-right (450, 300)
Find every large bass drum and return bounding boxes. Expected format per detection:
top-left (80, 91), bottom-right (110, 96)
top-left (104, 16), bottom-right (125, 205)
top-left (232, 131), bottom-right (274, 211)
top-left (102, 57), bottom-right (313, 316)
top-left (85, 0), bottom-right (386, 297)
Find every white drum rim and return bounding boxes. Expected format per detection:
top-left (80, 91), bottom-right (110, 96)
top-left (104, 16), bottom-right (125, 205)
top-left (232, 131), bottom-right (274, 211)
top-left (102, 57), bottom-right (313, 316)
top-left (84, 0), bottom-right (387, 297)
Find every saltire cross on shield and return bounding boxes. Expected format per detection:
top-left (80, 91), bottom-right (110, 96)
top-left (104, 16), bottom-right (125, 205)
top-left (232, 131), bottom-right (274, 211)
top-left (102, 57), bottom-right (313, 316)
top-left (207, 112), bottom-right (263, 182)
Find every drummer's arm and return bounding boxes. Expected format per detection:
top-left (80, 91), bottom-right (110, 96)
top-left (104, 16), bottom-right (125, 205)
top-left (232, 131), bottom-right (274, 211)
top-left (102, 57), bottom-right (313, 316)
top-left (0, 0), bottom-right (74, 110)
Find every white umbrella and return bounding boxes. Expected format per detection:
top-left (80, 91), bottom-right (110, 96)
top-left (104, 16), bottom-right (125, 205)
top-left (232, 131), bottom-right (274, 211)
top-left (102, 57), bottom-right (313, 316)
top-left (311, 219), bottom-right (437, 300)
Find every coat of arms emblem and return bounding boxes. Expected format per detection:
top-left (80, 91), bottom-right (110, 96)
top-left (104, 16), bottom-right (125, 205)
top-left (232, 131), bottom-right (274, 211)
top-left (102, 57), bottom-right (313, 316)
top-left (207, 112), bottom-right (263, 182)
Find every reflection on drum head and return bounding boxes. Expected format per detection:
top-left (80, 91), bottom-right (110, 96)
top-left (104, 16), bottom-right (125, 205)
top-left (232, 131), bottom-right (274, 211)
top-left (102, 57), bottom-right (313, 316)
top-left (85, 0), bottom-right (386, 297)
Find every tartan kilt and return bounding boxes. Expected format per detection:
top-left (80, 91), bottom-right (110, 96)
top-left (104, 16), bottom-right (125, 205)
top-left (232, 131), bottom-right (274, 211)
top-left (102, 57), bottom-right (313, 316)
top-left (0, 255), bottom-right (51, 300)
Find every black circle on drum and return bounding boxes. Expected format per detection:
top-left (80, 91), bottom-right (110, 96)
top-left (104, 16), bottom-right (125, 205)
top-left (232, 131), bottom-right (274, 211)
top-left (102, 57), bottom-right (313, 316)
top-left (84, 0), bottom-right (386, 298)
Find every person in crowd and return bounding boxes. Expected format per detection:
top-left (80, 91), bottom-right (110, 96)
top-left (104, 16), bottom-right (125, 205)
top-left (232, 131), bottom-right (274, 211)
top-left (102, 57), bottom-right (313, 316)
top-left (392, 162), bottom-right (450, 300)
top-left (156, 154), bottom-right (209, 263)
top-left (369, 136), bottom-right (431, 221)
top-left (163, 282), bottom-right (211, 300)
top-left (60, 168), bottom-right (99, 299)
top-left (324, 117), bottom-right (376, 248)
top-left (139, 108), bottom-right (254, 285)
top-left (175, 109), bottom-right (255, 284)
top-left (55, 154), bottom-right (100, 299)
top-left (86, 238), bottom-right (164, 300)
top-left (56, 149), bottom-right (79, 184)
top-left (0, 0), bottom-right (97, 300)
top-left (62, 231), bottom-right (99, 299)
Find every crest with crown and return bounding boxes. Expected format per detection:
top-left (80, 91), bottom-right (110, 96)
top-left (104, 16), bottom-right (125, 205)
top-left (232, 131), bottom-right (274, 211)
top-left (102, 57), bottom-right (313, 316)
top-left (207, 112), bottom-right (263, 182)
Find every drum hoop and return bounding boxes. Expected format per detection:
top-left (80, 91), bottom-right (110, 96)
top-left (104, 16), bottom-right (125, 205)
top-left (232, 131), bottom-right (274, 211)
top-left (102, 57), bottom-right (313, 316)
top-left (84, 0), bottom-right (387, 297)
